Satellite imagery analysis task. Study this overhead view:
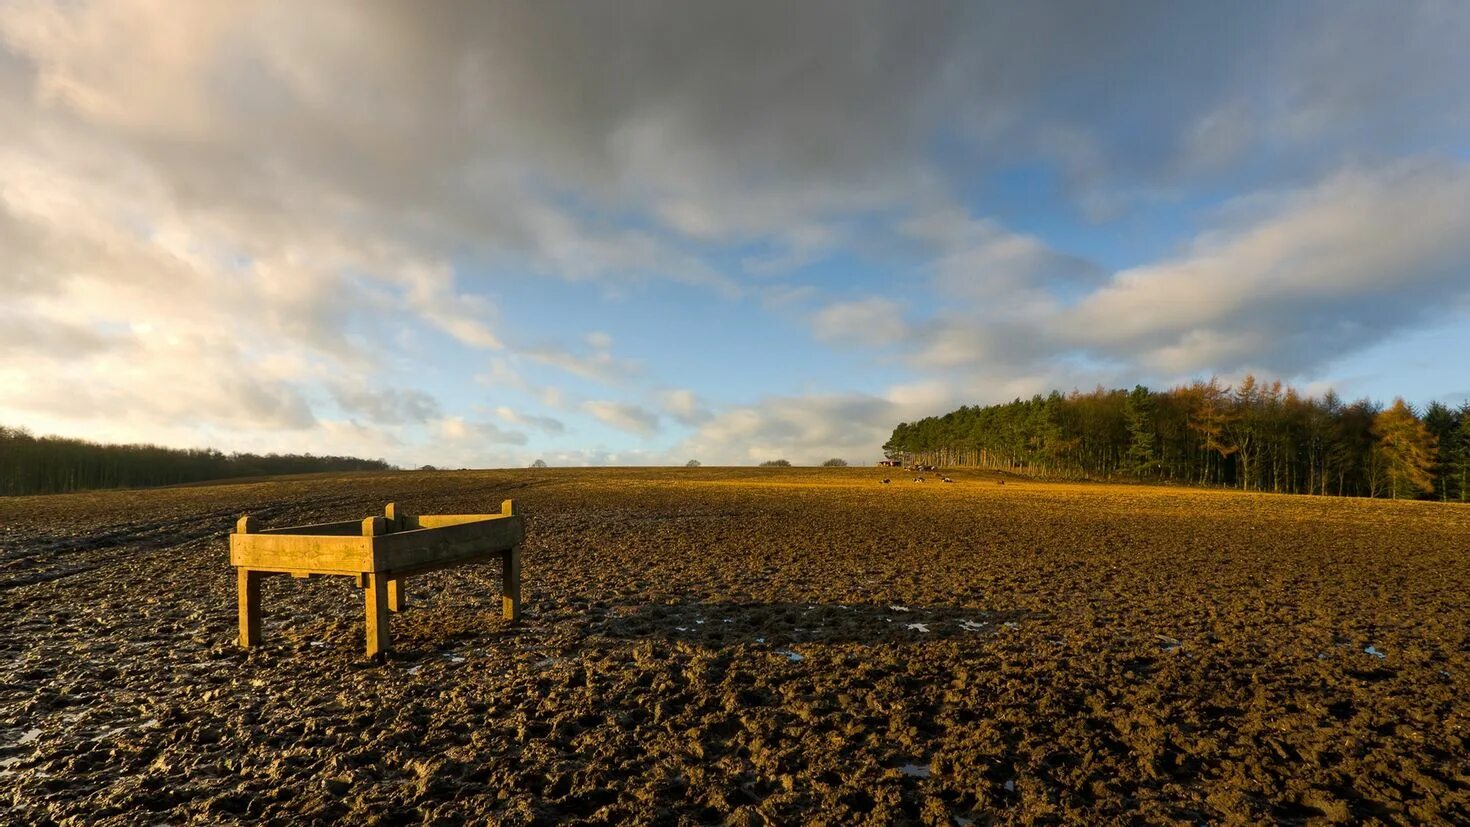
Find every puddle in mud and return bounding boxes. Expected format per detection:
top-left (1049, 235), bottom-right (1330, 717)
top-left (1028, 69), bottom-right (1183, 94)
top-left (899, 763), bottom-right (931, 778)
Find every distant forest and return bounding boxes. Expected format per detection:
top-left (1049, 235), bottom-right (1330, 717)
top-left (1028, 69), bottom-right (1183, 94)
top-left (0, 426), bottom-right (392, 496)
top-left (884, 377), bottom-right (1469, 501)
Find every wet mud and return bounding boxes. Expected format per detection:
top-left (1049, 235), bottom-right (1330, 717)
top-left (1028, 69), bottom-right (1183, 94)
top-left (1, 468), bottom-right (1467, 824)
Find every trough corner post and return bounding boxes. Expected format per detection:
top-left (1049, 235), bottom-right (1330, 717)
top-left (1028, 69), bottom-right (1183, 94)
top-left (501, 499), bottom-right (516, 516)
top-left (364, 572), bottom-right (392, 659)
top-left (384, 502), bottom-right (398, 531)
top-left (361, 516), bottom-right (392, 659)
top-left (235, 515), bottom-right (261, 649)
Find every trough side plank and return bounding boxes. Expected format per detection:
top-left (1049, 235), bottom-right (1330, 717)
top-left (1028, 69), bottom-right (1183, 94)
top-left (230, 534), bottom-right (374, 572)
top-left (372, 517), bottom-right (525, 571)
top-left (256, 520), bottom-right (364, 536)
top-left (378, 551), bottom-right (507, 579)
top-left (410, 513), bottom-right (502, 529)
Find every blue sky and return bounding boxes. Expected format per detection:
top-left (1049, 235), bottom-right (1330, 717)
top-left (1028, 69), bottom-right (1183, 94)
top-left (2, 2), bottom-right (1468, 467)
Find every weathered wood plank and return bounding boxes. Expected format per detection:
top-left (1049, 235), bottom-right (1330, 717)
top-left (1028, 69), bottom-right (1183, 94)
top-left (375, 550), bottom-right (507, 579)
top-left (256, 520), bottom-right (364, 536)
top-left (230, 533), bottom-right (373, 571)
top-left (371, 516), bottom-right (524, 571)
top-left (388, 577), bottom-right (406, 612)
top-left (235, 566), bottom-right (360, 577)
top-left (405, 499), bottom-right (515, 530)
top-left (408, 514), bottom-right (497, 529)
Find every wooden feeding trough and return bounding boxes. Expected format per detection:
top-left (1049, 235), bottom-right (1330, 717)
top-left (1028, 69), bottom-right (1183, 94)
top-left (230, 501), bottom-right (524, 658)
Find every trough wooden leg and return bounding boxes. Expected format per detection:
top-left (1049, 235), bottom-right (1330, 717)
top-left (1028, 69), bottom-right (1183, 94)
top-left (365, 572), bottom-right (392, 658)
top-left (237, 568), bottom-right (262, 649)
top-left (388, 577), bottom-right (406, 613)
top-left (502, 545), bottom-right (521, 623)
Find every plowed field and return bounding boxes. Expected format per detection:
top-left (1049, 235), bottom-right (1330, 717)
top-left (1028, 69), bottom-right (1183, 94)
top-left (2, 468), bottom-right (1467, 825)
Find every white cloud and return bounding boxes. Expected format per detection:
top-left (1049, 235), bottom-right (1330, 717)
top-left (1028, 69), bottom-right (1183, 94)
top-left (525, 339), bottom-right (641, 386)
top-left (809, 162), bottom-right (1470, 387)
top-left (581, 401), bottom-right (660, 435)
top-left (812, 298), bottom-right (908, 347)
top-left (493, 406), bottom-right (566, 435)
top-left (675, 385), bottom-right (954, 466)
top-left (659, 389), bottom-right (712, 426)
top-left (905, 209), bottom-right (1102, 301)
top-left (1061, 160), bottom-right (1470, 375)
top-left (327, 380), bottom-right (440, 425)
top-left (433, 416), bottom-right (527, 446)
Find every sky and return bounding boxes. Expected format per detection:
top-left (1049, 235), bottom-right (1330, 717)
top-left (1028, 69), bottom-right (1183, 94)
top-left (2, 1), bottom-right (1469, 468)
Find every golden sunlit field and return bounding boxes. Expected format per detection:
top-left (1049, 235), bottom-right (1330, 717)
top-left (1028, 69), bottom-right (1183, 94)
top-left (2, 467), bottom-right (1468, 825)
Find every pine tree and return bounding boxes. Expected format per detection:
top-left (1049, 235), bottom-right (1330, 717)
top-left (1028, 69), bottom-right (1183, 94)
top-left (1124, 384), bottom-right (1157, 476)
top-left (1455, 404), bottom-right (1470, 503)
top-left (1423, 402), bottom-right (1459, 501)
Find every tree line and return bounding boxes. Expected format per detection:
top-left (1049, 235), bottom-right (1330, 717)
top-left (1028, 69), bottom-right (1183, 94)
top-left (884, 377), bottom-right (1469, 500)
top-left (0, 425), bottom-right (392, 496)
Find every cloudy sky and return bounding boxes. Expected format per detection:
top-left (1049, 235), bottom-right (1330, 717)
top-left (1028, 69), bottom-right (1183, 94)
top-left (3, 1), bottom-right (1469, 467)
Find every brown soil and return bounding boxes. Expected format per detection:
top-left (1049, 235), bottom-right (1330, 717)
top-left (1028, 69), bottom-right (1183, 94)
top-left (1, 467), bottom-right (1467, 825)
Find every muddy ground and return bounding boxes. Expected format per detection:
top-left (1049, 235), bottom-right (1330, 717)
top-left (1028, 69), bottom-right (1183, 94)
top-left (1, 467), bottom-right (1467, 825)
